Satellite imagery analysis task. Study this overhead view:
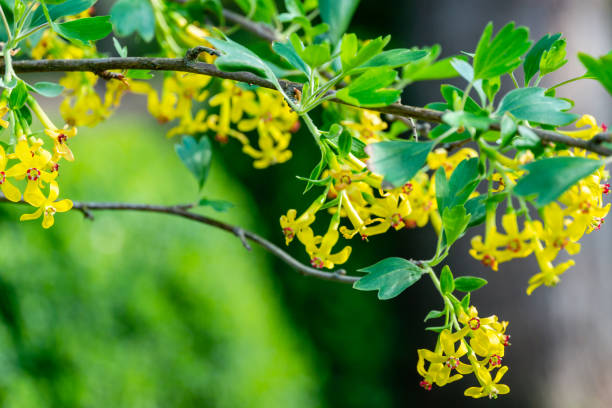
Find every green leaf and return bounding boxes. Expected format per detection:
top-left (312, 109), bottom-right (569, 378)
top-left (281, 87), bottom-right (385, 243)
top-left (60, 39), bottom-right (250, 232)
top-left (514, 157), bottom-right (603, 206)
top-left (29, 81), bottom-right (64, 97)
top-left (113, 37), bottom-right (128, 57)
top-left (300, 43), bottom-right (331, 68)
top-left (578, 52), bottom-right (612, 96)
top-left (460, 293), bottom-right (470, 311)
top-left (496, 87), bottom-right (578, 126)
top-left (9, 80), bottom-right (28, 109)
top-left (356, 49), bottom-right (427, 71)
top-left (442, 205), bottom-right (471, 246)
top-left (340, 34), bottom-right (390, 73)
top-left (435, 167), bottom-right (449, 214)
top-left (450, 58), bottom-right (486, 104)
top-left (473, 22), bottom-right (531, 80)
top-left (303, 156), bottom-right (326, 193)
top-left (175, 136), bottom-right (213, 189)
top-left (365, 140), bottom-right (434, 188)
top-left (402, 45), bottom-right (464, 82)
top-left (354, 257), bottom-right (425, 300)
top-left (500, 114), bottom-right (518, 147)
top-left (442, 111), bottom-right (493, 131)
top-left (284, 0), bottom-right (305, 16)
top-left (54, 16), bottom-right (112, 42)
top-left (454, 276), bottom-right (488, 292)
top-left (523, 33), bottom-right (562, 84)
top-left (446, 158), bottom-right (480, 209)
top-left (110, 0), bottom-right (155, 42)
top-left (338, 128), bottom-right (352, 158)
top-left (512, 125), bottom-right (541, 151)
top-left (319, 0), bottom-right (360, 44)
top-left (272, 39), bottom-right (310, 76)
top-left (440, 265), bottom-right (454, 294)
top-left (539, 38), bottom-right (567, 77)
top-left (207, 36), bottom-right (276, 83)
top-left (335, 67), bottom-right (401, 107)
top-left (424, 309), bottom-right (445, 322)
top-left (199, 198), bottom-right (234, 212)
top-left (30, 0), bottom-right (96, 27)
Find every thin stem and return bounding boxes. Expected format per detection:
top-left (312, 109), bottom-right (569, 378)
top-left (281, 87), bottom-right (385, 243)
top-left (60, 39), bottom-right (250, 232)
top-left (14, 22), bottom-right (48, 43)
top-left (510, 72), bottom-right (519, 89)
top-left (0, 197), bottom-right (359, 284)
top-left (459, 81), bottom-right (474, 111)
top-left (548, 74), bottom-right (593, 91)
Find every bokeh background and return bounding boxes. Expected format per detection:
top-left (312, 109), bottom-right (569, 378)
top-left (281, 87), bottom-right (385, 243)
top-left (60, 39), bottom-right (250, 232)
top-left (0, 0), bottom-right (611, 407)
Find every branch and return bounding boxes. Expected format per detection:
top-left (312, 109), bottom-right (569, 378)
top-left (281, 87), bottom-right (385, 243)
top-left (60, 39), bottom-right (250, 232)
top-left (4, 54), bottom-right (611, 155)
top-left (0, 197), bottom-right (358, 284)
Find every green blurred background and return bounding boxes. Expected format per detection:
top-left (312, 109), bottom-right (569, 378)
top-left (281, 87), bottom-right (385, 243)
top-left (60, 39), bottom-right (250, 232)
top-left (0, 0), bottom-right (610, 407)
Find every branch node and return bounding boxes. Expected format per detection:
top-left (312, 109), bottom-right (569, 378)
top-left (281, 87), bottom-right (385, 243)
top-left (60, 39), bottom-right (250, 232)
top-left (79, 206), bottom-right (95, 221)
top-left (185, 46), bottom-right (220, 63)
top-left (233, 227), bottom-right (252, 251)
top-left (96, 70), bottom-right (129, 86)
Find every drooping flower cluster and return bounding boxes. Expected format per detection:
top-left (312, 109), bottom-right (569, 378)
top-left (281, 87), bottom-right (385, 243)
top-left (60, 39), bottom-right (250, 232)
top-left (0, 96), bottom-right (74, 228)
top-left (280, 111), bottom-right (479, 268)
top-left (470, 115), bottom-right (610, 294)
top-left (417, 306), bottom-right (511, 399)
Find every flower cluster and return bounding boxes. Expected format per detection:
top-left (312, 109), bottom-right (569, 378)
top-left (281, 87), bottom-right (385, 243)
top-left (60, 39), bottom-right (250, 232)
top-left (280, 108), bottom-right (479, 268)
top-left (0, 96), bottom-right (74, 228)
top-left (470, 115), bottom-right (610, 294)
top-left (417, 306), bottom-right (511, 399)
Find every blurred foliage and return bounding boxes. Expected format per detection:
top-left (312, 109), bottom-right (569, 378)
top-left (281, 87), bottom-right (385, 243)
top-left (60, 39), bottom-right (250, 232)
top-left (0, 117), bottom-right (321, 407)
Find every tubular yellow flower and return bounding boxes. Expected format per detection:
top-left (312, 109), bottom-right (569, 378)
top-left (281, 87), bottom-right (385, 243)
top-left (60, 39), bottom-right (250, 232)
top-left (280, 194), bottom-right (326, 245)
top-left (342, 109), bottom-right (388, 143)
top-left (298, 211), bottom-right (352, 269)
top-left (45, 127), bottom-right (77, 162)
top-left (427, 148), bottom-right (478, 175)
top-left (464, 363), bottom-right (510, 399)
top-left (559, 114), bottom-right (606, 140)
top-left (0, 146), bottom-right (22, 202)
top-left (19, 181), bottom-right (72, 229)
top-left (525, 239), bottom-right (576, 295)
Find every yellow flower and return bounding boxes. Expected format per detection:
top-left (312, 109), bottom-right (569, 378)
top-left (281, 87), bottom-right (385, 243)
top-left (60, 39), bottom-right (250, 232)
top-left (298, 212), bottom-right (352, 269)
top-left (19, 181), bottom-right (72, 228)
top-left (458, 306), bottom-right (508, 358)
top-left (5, 140), bottom-right (56, 205)
top-left (342, 109), bottom-right (388, 143)
top-left (464, 364), bottom-right (510, 399)
top-left (530, 203), bottom-right (582, 261)
top-left (559, 114), bottom-right (606, 140)
top-left (241, 122), bottom-right (292, 168)
top-left (402, 172), bottom-right (437, 229)
top-left (238, 88), bottom-right (297, 133)
top-left (416, 329), bottom-right (473, 390)
top-left (280, 194), bottom-right (326, 245)
top-left (45, 127), bottom-right (77, 162)
top-left (167, 110), bottom-right (208, 139)
top-left (470, 212), bottom-right (534, 271)
top-left (525, 240), bottom-right (575, 295)
top-left (0, 145), bottom-right (22, 202)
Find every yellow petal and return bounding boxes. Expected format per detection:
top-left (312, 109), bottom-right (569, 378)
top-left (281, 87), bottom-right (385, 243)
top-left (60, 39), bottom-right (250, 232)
top-left (20, 207), bottom-right (43, 222)
top-left (1, 181), bottom-right (21, 202)
top-left (54, 199), bottom-right (73, 213)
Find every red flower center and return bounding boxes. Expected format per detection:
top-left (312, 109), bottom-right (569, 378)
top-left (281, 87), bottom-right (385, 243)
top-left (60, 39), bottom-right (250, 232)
top-left (390, 213), bottom-right (403, 228)
top-left (602, 183), bottom-right (610, 195)
top-left (27, 168), bottom-right (41, 181)
top-left (57, 133), bottom-right (67, 144)
top-left (489, 354), bottom-right (502, 367)
top-left (402, 182), bottom-right (413, 194)
top-left (0, 171), bottom-right (5, 185)
top-left (282, 227), bottom-right (295, 240)
top-left (482, 254), bottom-right (497, 269)
top-left (502, 334), bottom-right (511, 347)
top-left (468, 317), bottom-right (481, 330)
top-left (445, 357), bottom-right (459, 369)
top-left (419, 380), bottom-right (432, 391)
top-left (310, 257), bottom-right (324, 269)
top-left (506, 239), bottom-right (521, 252)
